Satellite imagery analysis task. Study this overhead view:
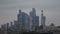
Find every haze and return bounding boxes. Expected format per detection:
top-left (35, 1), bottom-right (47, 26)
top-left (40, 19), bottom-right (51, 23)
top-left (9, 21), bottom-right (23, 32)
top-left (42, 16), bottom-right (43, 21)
top-left (0, 0), bottom-right (60, 26)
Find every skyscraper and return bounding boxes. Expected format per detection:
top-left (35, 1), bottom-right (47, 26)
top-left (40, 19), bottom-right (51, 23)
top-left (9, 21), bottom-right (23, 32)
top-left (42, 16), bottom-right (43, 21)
top-left (17, 9), bottom-right (22, 31)
top-left (14, 20), bottom-right (18, 29)
top-left (43, 16), bottom-right (46, 26)
top-left (11, 22), bottom-right (13, 27)
top-left (4, 24), bottom-right (7, 30)
top-left (41, 10), bottom-right (43, 26)
top-left (6, 23), bottom-right (9, 30)
top-left (30, 8), bottom-right (36, 17)
top-left (17, 10), bottom-right (30, 31)
top-left (41, 10), bottom-right (46, 27)
top-left (30, 8), bottom-right (39, 31)
top-left (1, 24), bottom-right (4, 30)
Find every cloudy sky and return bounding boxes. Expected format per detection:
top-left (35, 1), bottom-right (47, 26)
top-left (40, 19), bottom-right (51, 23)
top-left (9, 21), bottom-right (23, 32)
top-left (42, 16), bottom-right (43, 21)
top-left (0, 0), bottom-right (60, 26)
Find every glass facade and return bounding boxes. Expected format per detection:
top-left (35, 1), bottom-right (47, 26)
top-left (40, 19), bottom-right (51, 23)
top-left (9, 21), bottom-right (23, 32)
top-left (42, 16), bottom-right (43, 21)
top-left (30, 8), bottom-right (39, 31)
top-left (1, 8), bottom-right (39, 31)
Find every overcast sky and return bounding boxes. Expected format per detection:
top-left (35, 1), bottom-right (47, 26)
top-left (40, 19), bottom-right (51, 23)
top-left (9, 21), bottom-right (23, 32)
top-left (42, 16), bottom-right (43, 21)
top-left (0, 0), bottom-right (60, 26)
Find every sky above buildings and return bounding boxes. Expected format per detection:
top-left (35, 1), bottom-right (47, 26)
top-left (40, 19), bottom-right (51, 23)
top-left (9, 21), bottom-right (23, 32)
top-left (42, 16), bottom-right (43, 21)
top-left (0, 0), bottom-right (60, 26)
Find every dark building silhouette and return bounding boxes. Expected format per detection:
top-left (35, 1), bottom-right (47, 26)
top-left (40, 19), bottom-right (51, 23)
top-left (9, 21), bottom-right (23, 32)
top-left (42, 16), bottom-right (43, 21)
top-left (41, 10), bottom-right (46, 27)
top-left (17, 10), bottom-right (31, 31)
top-left (0, 8), bottom-right (40, 32)
top-left (30, 8), bottom-right (39, 31)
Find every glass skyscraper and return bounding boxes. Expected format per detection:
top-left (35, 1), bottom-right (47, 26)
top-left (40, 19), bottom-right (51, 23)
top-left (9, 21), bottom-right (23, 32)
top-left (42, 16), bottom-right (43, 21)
top-left (17, 10), bottom-right (30, 31)
top-left (30, 8), bottom-right (39, 31)
top-left (41, 10), bottom-right (46, 27)
top-left (0, 8), bottom-right (39, 32)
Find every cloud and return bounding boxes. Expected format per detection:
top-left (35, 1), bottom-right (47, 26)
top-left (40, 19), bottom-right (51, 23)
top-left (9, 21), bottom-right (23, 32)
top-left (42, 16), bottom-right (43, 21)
top-left (0, 0), bottom-right (60, 26)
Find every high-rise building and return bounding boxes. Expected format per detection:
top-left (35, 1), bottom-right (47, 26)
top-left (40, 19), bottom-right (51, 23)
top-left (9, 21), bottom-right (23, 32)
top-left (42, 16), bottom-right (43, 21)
top-left (21, 12), bottom-right (28, 30)
top-left (30, 8), bottom-right (36, 17)
top-left (41, 10), bottom-right (43, 26)
top-left (29, 16), bottom-right (33, 31)
top-left (17, 10), bottom-right (30, 31)
top-left (6, 23), bottom-right (9, 29)
top-left (41, 10), bottom-right (46, 27)
top-left (1, 24), bottom-right (4, 30)
top-left (42, 16), bottom-right (46, 26)
top-left (17, 9), bottom-right (22, 23)
top-left (14, 20), bottom-right (18, 29)
top-left (4, 24), bottom-right (7, 30)
top-left (11, 22), bottom-right (13, 27)
top-left (30, 8), bottom-right (39, 31)
top-left (17, 9), bottom-right (23, 31)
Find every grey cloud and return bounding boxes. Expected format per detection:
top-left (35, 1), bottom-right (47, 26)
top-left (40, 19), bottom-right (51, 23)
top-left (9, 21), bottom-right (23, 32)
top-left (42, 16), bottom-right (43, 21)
top-left (0, 0), bottom-right (60, 26)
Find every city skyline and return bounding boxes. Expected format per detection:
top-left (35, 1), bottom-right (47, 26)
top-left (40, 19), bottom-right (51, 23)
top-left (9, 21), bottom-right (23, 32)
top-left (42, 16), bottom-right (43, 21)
top-left (1, 8), bottom-right (39, 31)
top-left (0, 0), bottom-right (60, 26)
top-left (0, 8), bottom-right (60, 26)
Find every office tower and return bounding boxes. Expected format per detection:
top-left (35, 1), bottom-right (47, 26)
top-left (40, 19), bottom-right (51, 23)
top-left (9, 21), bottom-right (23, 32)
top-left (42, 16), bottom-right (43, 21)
top-left (6, 23), bottom-right (9, 29)
top-left (17, 9), bottom-right (22, 31)
top-left (35, 16), bottom-right (39, 27)
top-left (1, 24), bottom-right (4, 30)
top-left (24, 14), bottom-right (30, 31)
top-left (30, 8), bottom-right (36, 17)
top-left (4, 24), bottom-right (7, 30)
top-left (21, 12), bottom-right (30, 31)
top-left (17, 10), bottom-right (22, 23)
top-left (41, 10), bottom-right (43, 26)
top-left (30, 8), bottom-right (39, 31)
top-left (17, 10), bottom-right (30, 31)
top-left (29, 16), bottom-right (33, 31)
top-left (1, 24), bottom-right (7, 30)
top-left (11, 22), bottom-right (13, 27)
top-left (14, 20), bottom-right (17, 29)
top-left (41, 10), bottom-right (46, 27)
top-left (42, 16), bottom-right (46, 26)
